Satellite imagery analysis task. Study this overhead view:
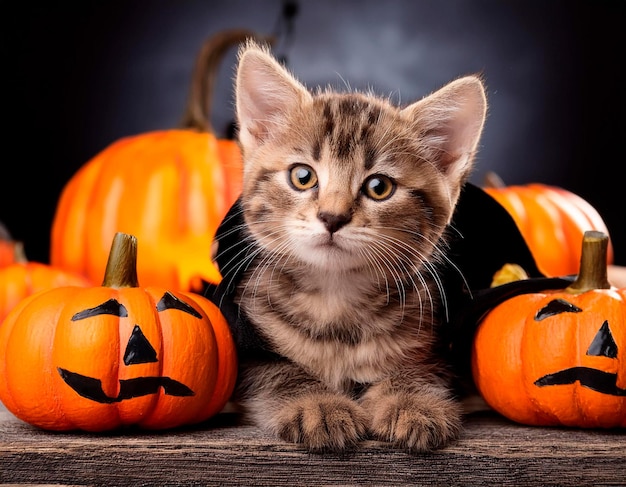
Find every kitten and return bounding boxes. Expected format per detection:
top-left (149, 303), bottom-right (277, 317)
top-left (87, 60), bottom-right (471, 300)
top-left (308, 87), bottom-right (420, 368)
top-left (213, 40), bottom-right (487, 453)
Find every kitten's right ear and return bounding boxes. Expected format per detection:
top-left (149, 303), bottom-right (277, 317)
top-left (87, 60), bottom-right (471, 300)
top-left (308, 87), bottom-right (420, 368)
top-left (235, 41), bottom-right (311, 151)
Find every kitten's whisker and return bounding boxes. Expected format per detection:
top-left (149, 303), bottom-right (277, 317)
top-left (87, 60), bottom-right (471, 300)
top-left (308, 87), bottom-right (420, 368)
top-left (369, 230), bottom-right (439, 329)
top-left (395, 226), bottom-right (472, 323)
top-left (238, 224), bottom-right (300, 313)
top-left (361, 238), bottom-right (416, 326)
top-left (215, 230), bottom-right (257, 279)
top-left (361, 241), bottom-right (401, 308)
top-left (439, 224), bottom-right (474, 299)
top-left (356, 246), bottom-right (391, 304)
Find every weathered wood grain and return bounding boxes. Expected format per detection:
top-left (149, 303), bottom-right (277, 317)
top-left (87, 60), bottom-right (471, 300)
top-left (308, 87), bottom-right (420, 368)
top-left (1, 403), bottom-right (624, 486)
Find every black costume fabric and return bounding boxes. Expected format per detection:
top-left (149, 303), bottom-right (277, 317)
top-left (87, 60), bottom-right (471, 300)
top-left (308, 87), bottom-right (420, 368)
top-left (203, 183), bottom-right (575, 383)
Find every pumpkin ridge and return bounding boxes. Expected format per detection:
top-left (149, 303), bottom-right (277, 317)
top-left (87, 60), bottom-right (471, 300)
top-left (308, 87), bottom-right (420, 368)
top-left (116, 288), bottom-right (162, 426)
top-left (49, 293), bottom-right (79, 429)
top-left (521, 294), bottom-right (559, 425)
top-left (139, 288), bottom-right (166, 424)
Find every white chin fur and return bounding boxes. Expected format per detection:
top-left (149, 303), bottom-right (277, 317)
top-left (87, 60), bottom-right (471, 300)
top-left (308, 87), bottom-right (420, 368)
top-left (292, 234), bottom-right (365, 271)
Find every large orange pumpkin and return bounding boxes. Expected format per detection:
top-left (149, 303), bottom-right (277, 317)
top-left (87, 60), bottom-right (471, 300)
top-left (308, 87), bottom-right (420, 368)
top-left (482, 172), bottom-right (614, 277)
top-left (0, 241), bottom-right (92, 323)
top-left (0, 232), bottom-right (237, 431)
top-left (472, 231), bottom-right (626, 428)
top-left (50, 29), bottom-right (269, 292)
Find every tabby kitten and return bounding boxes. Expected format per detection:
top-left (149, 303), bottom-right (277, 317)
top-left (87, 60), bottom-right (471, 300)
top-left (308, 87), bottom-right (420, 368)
top-left (216, 41), bottom-right (487, 453)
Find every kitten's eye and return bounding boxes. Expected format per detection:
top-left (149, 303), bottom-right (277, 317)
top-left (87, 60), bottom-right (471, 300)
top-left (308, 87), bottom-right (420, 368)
top-left (362, 175), bottom-right (395, 201)
top-left (289, 164), bottom-right (318, 191)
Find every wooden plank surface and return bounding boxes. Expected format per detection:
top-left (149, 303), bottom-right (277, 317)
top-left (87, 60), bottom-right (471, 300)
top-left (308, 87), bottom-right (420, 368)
top-left (1, 402), bottom-right (624, 486)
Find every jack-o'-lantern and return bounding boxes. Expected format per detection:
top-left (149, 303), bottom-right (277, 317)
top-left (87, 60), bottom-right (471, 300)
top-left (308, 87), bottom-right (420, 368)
top-left (0, 232), bottom-right (236, 432)
top-left (472, 231), bottom-right (626, 428)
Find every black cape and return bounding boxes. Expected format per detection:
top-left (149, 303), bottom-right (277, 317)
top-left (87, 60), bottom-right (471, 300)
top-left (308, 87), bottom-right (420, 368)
top-left (203, 183), bottom-right (574, 386)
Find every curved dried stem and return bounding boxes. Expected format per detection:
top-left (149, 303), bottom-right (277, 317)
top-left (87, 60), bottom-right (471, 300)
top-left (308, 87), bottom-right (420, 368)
top-left (180, 29), bottom-right (275, 133)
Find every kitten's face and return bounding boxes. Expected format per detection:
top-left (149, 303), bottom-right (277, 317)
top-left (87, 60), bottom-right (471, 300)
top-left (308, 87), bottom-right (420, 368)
top-left (241, 93), bottom-right (455, 272)
top-left (235, 43), bottom-right (487, 274)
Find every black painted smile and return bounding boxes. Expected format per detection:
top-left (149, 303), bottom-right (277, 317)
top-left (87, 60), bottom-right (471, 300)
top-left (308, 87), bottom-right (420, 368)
top-left (535, 367), bottom-right (626, 396)
top-left (58, 368), bottom-right (195, 404)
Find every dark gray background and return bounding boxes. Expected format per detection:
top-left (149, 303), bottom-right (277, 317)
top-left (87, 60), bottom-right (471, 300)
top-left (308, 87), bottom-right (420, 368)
top-left (3, 0), bottom-right (625, 265)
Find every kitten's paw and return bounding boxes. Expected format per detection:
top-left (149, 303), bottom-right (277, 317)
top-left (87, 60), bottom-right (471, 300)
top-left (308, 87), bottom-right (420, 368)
top-left (364, 391), bottom-right (462, 452)
top-left (274, 393), bottom-right (369, 452)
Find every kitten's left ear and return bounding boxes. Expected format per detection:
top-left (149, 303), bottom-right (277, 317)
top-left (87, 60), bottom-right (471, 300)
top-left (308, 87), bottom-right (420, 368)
top-left (235, 41), bottom-right (312, 152)
top-left (402, 76), bottom-right (487, 183)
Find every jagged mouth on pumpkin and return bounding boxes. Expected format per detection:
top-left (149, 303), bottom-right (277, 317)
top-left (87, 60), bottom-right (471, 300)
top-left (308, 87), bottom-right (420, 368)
top-left (57, 368), bottom-right (194, 404)
top-left (535, 367), bottom-right (626, 396)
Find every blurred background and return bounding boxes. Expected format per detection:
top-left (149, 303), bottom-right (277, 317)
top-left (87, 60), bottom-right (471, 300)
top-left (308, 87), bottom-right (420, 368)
top-left (3, 0), bottom-right (625, 265)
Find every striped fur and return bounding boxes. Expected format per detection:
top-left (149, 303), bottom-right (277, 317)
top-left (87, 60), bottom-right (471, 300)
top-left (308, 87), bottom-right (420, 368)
top-left (221, 41), bottom-right (487, 453)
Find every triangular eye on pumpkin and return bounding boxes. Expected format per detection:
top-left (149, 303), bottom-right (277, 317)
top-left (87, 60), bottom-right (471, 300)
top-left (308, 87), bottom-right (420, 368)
top-left (471, 231), bottom-right (626, 428)
top-left (0, 232), bottom-right (237, 432)
top-left (587, 321), bottom-right (618, 358)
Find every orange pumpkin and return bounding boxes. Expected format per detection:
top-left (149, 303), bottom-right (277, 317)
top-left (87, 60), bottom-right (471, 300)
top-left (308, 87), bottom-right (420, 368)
top-left (0, 232), bottom-right (237, 431)
top-left (472, 231), bottom-right (626, 428)
top-left (482, 172), bottom-right (614, 277)
top-left (50, 29), bottom-right (269, 292)
top-left (0, 241), bottom-right (92, 323)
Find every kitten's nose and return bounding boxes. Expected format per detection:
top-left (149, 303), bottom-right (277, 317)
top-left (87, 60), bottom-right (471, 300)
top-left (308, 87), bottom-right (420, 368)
top-left (318, 211), bottom-right (352, 234)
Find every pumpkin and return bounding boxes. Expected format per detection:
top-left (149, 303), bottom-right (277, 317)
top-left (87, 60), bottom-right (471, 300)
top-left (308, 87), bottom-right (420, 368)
top-left (471, 231), bottom-right (626, 428)
top-left (0, 232), bottom-right (237, 431)
top-left (482, 172), bottom-right (614, 277)
top-left (50, 29), bottom-right (270, 293)
top-left (0, 241), bottom-right (92, 323)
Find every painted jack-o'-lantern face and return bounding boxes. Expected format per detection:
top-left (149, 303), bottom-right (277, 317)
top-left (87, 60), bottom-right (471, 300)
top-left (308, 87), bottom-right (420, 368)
top-left (0, 233), bottom-right (236, 432)
top-left (57, 292), bottom-right (203, 404)
top-left (533, 298), bottom-right (625, 397)
top-left (471, 290), bottom-right (626, 429)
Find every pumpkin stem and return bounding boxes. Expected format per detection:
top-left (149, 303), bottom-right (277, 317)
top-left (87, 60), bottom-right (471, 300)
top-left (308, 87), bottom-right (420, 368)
top-left (180, 29), bottom-right (275, 134)
top-left (101, 232), bottom-right (140, 288)
top-left (12, 241), bottom-right (28, 264)
top-left (565, 230), bottom-right (612, 294)
top-left (483, 171), bottom-right (506, 189)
